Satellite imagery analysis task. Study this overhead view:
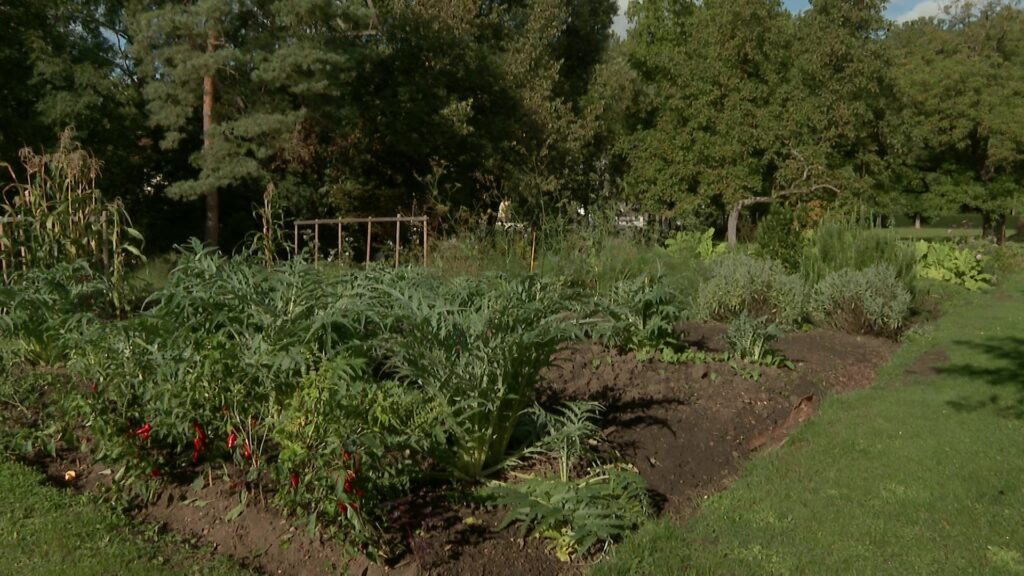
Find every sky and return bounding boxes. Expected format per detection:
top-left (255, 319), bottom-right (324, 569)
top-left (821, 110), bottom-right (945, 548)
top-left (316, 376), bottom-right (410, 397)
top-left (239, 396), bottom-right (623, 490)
top-left (612, 0), bottom-right (952, 37)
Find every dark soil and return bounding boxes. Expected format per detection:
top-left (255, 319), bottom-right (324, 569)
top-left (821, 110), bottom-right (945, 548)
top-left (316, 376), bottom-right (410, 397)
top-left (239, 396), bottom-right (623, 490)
top-left (30, 327), bottom-right (896, 576)
top-left (903, 346), bottom-right (950, 378)
top-left (419, 328), bottom-right (896, 575)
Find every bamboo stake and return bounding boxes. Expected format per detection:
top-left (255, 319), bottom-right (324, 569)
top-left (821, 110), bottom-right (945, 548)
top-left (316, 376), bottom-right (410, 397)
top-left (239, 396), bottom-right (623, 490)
top-left (314, 222), bottom-right (320, 265)
top-left (365, 220), bottom-right (372, 265)
top-left (422, 217), bottom-right (428, 266)
top-left (394, 220), bottom-right (400, 269)
top-left (530, 230), bottom-right (537, 274)
top-left (293, 222), bottom-right (299, 255)
top-left (337, 223), bottom-right (343, 262)
top-left (0, 219), bottom-right (6, 282)
top-left (101, 211), bottom-right (109, 273)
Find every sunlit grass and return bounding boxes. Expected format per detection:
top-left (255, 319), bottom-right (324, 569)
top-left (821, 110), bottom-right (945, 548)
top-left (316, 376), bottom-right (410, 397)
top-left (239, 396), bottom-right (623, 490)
top-left (0, 460), bottom-right (252, 576)
top-left (594, 272), bottom-right (1024, 576)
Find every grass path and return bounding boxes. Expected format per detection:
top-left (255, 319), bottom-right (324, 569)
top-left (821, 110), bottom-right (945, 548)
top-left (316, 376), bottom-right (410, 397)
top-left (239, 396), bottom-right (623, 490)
top-left (594, 274), bottom-right (1024, 575)
top-left (0, 460), bottom-right (251, 576)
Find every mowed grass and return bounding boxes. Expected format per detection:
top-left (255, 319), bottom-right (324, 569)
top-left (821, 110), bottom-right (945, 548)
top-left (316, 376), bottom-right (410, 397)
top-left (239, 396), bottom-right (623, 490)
top-left (0, 460), bottom-right (252, 576)
top-left (594, 273), bottom-right (1024, 576)
top-left (893, 214), bottom-right (1021, 240)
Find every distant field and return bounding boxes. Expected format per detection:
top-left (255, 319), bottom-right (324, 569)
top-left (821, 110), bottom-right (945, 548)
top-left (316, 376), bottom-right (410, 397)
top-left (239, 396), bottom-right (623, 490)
top-left (892, 214), bottom-right (1021, 241)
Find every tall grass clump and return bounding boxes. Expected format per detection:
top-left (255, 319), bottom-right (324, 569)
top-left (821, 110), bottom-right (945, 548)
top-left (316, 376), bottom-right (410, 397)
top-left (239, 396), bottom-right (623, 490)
top-left (800, 220), bottom-right (916, 289)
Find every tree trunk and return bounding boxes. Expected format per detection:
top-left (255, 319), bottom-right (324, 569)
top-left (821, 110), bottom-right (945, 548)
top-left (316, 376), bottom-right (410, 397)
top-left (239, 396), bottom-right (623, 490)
top-left (982, 212), bottom-right (992, 240)
top-left (203, 28), bottom-right (218, 247)
top-left (914, 214), bottom-right (922, 229)
top-left (727, 197), bottom-right (769, 247)
top-left (994, 213), bottom-right (1007, 245)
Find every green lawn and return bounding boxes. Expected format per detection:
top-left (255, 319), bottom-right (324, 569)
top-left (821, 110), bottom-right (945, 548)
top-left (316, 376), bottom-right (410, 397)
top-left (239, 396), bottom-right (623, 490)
top-left (892, 213), bottom-right (1021, 241)
top-left (594, 274), bottom-right (1024, 575)
top-left (0, 460), bottom-right (252, 576)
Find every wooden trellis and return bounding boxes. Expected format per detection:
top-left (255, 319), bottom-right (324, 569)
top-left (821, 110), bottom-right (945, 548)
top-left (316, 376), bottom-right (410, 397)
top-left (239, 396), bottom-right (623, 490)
top-left (293, 215), bottom-right (429, 267)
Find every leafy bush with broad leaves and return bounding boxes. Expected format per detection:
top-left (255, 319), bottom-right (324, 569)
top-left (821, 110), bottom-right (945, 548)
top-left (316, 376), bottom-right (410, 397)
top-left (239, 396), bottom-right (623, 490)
top-left (914, 240), bottom-right (993, 291)
top-left (366, 272), bottom-right (575, 481)
top-left (663, 228), bottom-right (716, 262)
top-left (696, 253), bottom-right (805, 326)
top-left (583, 272), bottom-right (683, 358)
top-left (809, 265), bottom-right (912, 337)
top-left (483, 402), bottom-right (648, 561)
top-left (725, 314), bottom-right (788, 366)
top-left (485, 465), bottom-right (649, 562)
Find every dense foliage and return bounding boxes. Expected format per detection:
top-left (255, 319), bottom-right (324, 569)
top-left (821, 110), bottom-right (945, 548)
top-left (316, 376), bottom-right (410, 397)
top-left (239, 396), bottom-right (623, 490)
top-left (1, 1), bottom-right (1020, 248)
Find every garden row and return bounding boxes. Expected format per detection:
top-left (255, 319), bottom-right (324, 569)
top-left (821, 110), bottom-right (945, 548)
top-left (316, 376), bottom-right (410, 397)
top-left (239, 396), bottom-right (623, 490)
top-left (0, 222), bottom-right (1017, 568)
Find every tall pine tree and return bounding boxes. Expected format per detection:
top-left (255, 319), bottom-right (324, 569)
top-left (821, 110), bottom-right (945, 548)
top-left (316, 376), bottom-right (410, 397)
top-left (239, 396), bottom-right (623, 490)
top-left (130, 0), bottom-right (369, 246)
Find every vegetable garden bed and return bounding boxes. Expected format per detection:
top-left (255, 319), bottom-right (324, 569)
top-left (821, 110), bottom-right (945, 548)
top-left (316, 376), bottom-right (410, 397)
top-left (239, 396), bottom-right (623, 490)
top-left (18, 325), bottom-right (894, 575)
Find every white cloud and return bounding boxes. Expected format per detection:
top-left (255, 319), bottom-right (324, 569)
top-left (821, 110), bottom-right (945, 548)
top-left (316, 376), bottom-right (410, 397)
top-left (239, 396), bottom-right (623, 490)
top-left (892, 0), bottom-right (997, 23)
top-left (895, 0), bottom-right (946, 22)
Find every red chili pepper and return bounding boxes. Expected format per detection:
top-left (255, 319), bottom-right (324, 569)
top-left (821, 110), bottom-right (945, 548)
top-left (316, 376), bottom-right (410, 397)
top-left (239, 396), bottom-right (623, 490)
top-left (242, 440), bottom-right (251, 460)
top-left (134, 423), bottom-right (152, 442)
top-left (355, 488), bottom-right (364, 498)
top-left (342, 450), bottom-right (351, 462)
top-left (90, 383), bottom-right (97, 393)
top-left (337, 501), bottom-right (347, 514)
top-left (191, 423), bottom-right (205, 463)
top-left (149, 467), bottom-right (161, 478)
top-left (289, 472), bottom-right (299, 489)
top-left (227, 430), bottom-right (238, 450)
top-left (343, 471), bottom-right (356, 494)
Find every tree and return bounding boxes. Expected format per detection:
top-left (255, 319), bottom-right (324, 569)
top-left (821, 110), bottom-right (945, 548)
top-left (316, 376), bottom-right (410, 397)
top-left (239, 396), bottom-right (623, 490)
top-left (888, 1), bottom-right (1024, 242)
top-left (1, 0), bottom-right (143, 189)
top-left (622, 0), bottom-right (795, 229)
top-left (130, 0), bottom-right (371, 247)
top-left (787, 0), bottom-right (894, 216)
top-left (318, 0), bottom-right (615, 226)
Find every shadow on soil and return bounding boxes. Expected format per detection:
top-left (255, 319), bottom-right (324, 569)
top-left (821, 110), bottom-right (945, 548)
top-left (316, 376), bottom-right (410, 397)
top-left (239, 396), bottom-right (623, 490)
top-left (940, 336), bottom-right (1024, 419)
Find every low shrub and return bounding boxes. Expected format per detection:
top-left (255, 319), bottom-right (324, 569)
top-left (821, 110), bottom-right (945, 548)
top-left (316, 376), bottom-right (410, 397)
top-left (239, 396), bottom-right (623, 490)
top-left (696, 253), bottom-right (805, 326)
top-left (756, 209), bottom-right (804, 271)
top-left (809, 265), bottom-right (912, 337)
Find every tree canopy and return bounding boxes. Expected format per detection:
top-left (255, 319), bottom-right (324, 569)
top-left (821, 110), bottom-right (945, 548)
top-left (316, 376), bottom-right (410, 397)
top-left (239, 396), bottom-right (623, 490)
top-left (1, 0), bottom-right (1021, 247)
